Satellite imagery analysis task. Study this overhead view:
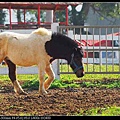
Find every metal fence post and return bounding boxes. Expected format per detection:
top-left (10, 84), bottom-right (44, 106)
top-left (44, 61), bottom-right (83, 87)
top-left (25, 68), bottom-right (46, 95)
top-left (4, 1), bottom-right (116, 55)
top-left (51, 23), bottom-right (60, 79)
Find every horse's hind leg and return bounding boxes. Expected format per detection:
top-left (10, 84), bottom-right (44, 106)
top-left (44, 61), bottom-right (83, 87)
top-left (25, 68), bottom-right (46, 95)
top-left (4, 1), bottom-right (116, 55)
top-left (44, 64), bottom-right (55, 90)
top-left (4, 58), bottom-right (27, 95)
top-left (38, 63), bottom-right (48, 95)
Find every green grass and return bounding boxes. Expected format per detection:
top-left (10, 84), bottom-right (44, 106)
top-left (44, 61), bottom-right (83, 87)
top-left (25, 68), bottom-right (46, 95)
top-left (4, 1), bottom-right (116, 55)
top-left (74, 106), bottom-right (120, 116)
top-left (18, 106), bottom-right (120, 116)
top-left (79, 79), bottom-right (120, 88)
top-left (16, 106), bottom-right (120, 116)
top-left (0, 74), bottom-right (38, 81)
top-left (22, 78), bottom-right (120, 90)
top-left (60, 64), bottom-right (120, 73)
top-left (0, 64), bottom-right (120, 116)
top-left (60, 74), bottom-right (120, 81)
top-left (0, 64), bottom-right (120, 81)
top-left (60, 64), bottom-right (120, 81)
top-left (0, 64), bottom-right (120, 89)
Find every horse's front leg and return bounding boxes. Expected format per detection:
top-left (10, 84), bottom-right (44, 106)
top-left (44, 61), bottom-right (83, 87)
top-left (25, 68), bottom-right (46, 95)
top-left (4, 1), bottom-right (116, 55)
top-left (38, 63), bottom-right (47, 95)
top-left (44, 64), bottom-right (55, 90)
top-left (4, 58), bottom-right (27, 95)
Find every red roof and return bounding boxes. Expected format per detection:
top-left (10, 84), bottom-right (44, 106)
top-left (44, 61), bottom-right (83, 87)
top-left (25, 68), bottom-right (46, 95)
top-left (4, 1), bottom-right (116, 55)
top-left (0, 2), bottom-right (82, 10)
top-left (76, 32), bottom-right (120, 47)
top-left (107, 32), bottom-right (120, 36)
top-left (76, 40), bottom-right (112, 47)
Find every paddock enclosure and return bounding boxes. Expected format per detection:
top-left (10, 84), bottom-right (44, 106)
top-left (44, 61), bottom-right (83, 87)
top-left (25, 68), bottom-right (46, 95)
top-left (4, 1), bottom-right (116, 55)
top-left (57, 25), bottom-right (120, 75)
top-left (0, 25), bottom-right (120, 76)
top-left (0, 26), bottom-right (120, 116)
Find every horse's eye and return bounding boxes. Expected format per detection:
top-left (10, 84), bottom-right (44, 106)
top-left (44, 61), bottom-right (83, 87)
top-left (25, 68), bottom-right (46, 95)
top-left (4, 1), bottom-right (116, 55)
top-left (76, 55), bottom-right (81, 59)
top-left (80, 51), bottom-right (84, 55)
top-left (80, 50), bottom-right (83, 53)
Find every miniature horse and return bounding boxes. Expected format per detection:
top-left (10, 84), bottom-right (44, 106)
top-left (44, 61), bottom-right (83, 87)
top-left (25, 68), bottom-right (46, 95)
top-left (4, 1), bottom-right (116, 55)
top-left (0, 27), bottom-right (84, 95)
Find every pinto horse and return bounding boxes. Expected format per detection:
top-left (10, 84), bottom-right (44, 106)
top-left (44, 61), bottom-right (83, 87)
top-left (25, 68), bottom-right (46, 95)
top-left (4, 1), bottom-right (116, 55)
top-left (0, 27), bottom-right (84, 95)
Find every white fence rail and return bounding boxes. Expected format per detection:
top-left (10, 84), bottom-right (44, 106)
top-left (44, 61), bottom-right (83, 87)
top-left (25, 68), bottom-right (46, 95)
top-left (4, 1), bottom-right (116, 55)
top-left (0, 65), bottom-right (38, 75)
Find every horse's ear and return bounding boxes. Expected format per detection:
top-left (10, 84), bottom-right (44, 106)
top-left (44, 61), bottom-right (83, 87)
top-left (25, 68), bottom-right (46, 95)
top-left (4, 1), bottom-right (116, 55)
top-left (74, 48), bottom-right (77, 51)
top-left (77, 47), bottom-right (84, 57)
top-left (74, 47), bottom-right (81, 52)
top-left (75, 40), bottom-right (84, 46)
top-left (74, 47), bottom-right (83, 52)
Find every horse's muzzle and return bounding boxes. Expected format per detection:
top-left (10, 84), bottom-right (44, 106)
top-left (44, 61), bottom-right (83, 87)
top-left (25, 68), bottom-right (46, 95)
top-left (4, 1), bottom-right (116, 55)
top-left (76, 70), bottom-right (85, 78)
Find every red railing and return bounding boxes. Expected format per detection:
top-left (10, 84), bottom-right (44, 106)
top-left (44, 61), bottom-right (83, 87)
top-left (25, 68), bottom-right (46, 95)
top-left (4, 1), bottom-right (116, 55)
top-left (0, 21), bottom-right (67, 30)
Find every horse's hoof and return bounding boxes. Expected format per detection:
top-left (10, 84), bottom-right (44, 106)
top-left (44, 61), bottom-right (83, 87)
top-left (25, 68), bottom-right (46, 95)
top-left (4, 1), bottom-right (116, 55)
top-left (16, 91), bottom-right (28, 95)
top-left (38, 90), bottom-right (48, 97)
top-left (38, 94), bottom-right (44, 98)
top-left (20, 92), bottom-right (28, 95)
top-left (38, 93), bottom-right (47, 98)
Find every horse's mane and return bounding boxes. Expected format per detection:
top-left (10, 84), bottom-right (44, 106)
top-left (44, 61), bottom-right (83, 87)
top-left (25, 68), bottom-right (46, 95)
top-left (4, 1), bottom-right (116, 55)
top-left (45, 32), bottom-right (79, 62)
top-left (51, 32), bottom-right (78, 48)
top-left (31, 27), bottom-right (51, 36)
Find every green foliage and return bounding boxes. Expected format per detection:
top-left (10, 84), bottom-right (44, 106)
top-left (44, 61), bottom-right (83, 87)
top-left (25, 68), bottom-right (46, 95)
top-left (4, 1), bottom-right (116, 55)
top-left (80, 79), bottom-right (120, 88)
top-left (21, 76), bottom-right (120, 90)
top-left (55, 10), bottom-right (66, 22)
top-left (0, 64), bottom-right (120, 90)
top-left (76, 106), bottom-right (120, 116)
top-left (17, 74), bottom-right (38, 81)
top-left (50, 79), bottom-right (80, 89)
top-left (60, 64), bottom-right (120, 73)
top-left (60, 64), bottom-right (120, 81)
top-left (22, 79), bottom-right (80, 90)
top-left (93, 3), bottom-right (120, 18)
top-left (69, 3), bottom-right (120, 29)
top-left (13, 9), bottom-right (46, 23)
top-left (51, 79), bottom-right (120, 89)
top-left (3, 2), bottom-right (119, 29)
top-left (0, 9), bottom-right (7, 24)
top-left (22, 79), bottom-right (39, 90)
top-left (25, 10), bottom-right (46, 22)
top-left (0, 68), bottom-right (120, 116)
top-left (11, 3), bottom-right (120, 29)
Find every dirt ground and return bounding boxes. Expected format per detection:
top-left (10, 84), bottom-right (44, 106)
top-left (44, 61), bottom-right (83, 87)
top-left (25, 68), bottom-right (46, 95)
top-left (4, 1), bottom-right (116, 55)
top-left (0, 80), bottom-right (120, 116)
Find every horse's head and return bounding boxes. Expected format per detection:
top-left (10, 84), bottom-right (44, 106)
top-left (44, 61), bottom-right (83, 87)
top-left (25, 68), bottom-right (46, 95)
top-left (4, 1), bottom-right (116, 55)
top-left (69, 46), bottom-right (84, 78)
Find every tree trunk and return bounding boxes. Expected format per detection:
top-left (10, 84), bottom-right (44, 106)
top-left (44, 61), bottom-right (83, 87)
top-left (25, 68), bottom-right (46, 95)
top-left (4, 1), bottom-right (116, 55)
top-left (17, 9), bottom-right (21, 22)
top-left (0, 9), bottom-right (6, 24)
top-left (71, 3), bottom-right (90, 34)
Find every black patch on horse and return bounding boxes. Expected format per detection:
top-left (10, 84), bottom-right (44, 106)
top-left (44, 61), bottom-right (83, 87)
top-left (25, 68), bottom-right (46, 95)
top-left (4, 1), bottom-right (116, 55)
top-left (45, 32), bottom-right (78, 63)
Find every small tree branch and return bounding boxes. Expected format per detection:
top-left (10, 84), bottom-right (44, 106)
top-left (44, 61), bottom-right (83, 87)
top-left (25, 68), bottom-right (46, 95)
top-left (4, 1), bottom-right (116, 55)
top-left (90, 4), bottom-right (116, 24)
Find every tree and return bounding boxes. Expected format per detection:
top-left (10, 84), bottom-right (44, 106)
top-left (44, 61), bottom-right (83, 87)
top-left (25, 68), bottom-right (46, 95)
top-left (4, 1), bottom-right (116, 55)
top-left (13, 9), bottom-right (23, 23)
top-left (69, 2), bottom-right (120, 34)
top-left (14, 2), bottom-right (120, 33)
top-left (69, 3), bottom-right (90, 34)
top-left (0, 9), bottom-right (6, 24)
top-left (55, 10), bottom-right (66, 22)
top-left (14, 9), bottom-right (46, 23)
top-left (16, 9), bottom-right (22, 22)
